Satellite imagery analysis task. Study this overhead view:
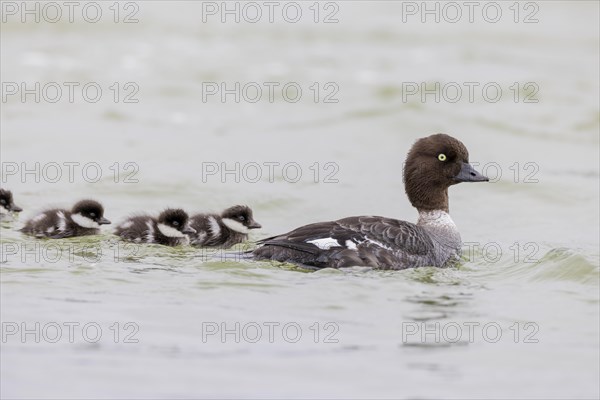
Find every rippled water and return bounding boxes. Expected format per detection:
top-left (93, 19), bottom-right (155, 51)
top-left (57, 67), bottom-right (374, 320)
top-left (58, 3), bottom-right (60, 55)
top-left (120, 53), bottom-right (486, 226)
top-left (1, 1), bottom-right (599, 399)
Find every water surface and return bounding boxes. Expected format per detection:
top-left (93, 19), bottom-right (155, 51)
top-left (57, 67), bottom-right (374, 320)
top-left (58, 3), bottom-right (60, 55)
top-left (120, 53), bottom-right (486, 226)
top-left (1, 1), bottom-right (599, 398)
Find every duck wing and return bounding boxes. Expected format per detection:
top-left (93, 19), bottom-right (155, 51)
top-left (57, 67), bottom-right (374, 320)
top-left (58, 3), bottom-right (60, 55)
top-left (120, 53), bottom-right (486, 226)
top-left (254, 216), bottom-right (435, 270)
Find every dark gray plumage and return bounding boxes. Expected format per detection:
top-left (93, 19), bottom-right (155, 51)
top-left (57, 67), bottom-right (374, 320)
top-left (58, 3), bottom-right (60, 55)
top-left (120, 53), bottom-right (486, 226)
top-left (254, 216), bottom-right (439, 269)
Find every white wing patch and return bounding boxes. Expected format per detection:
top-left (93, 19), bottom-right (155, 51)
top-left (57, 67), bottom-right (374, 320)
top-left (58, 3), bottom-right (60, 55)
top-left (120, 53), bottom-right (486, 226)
top-left (365, 238), bottom-right (394, 251)
top-left (119, 220), bottom-right (133, 229)
top-left (190, 231), bottom-right (207, 245)
top-left (157, 223), bottom-right (185, 238)
top-left (71, 213), bottom-right (99, 229)
top-left (145, 220), bottom-right (155, 243)
top-left (56, 211), bottom-right (67, 232)
top-left (307, 238), bottom-right (341, 250)
top-left (32, 213), bottom-right (47, 222)
top-left (222, 218), bottom-right (249, 234)
top-left (208, 216), bottom-right (221, 237)
top-left (345, 240), bottom-right (358, 250)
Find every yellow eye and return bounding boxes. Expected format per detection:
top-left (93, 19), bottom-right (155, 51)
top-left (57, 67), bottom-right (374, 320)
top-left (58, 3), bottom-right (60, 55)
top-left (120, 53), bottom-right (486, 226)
top-left (438, 154), bottom-right (447, 161)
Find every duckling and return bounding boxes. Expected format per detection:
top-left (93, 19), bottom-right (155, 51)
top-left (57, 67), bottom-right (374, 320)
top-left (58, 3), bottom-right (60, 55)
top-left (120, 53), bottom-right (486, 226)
top-left (115, 208), bottom-right (196, 247)
top-left (0, 188), bottom-right (23, 220)
top-left (188, 205), bottom-right (261, 247)
top-left (20, 199), bottom-right (110, 238)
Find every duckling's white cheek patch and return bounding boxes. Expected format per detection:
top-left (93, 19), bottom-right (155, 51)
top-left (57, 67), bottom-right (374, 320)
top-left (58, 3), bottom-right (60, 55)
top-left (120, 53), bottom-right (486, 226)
top-left (0, 207), bottom-right (7, 215)
top-left (157, 223), bottom-right (185, 238)
top-left (71, 213), bottom-right (99, 229)
top-left (307, 238), bottom-right (341, 250)
top-left (222, 218), bottom-right (249, 234)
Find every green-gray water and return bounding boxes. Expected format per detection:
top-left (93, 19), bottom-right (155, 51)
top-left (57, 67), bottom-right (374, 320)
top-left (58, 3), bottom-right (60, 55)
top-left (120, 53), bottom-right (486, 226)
top-left (1, 1), bottom-right (599, 398)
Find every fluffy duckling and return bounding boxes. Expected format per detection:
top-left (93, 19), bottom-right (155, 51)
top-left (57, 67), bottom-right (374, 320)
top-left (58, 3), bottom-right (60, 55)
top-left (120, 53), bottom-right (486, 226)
top-left (188, 205), bottom-right (261, 248)
top-left (0, 188), bottom-right (23, 220)
top-left (20, 199), bottom-right (110, 238)
top-left (115, 208), bottom-right (196, 247)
